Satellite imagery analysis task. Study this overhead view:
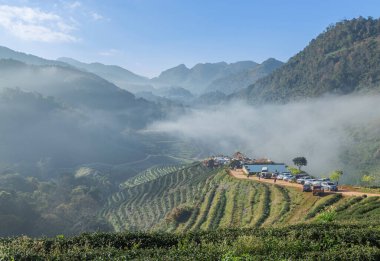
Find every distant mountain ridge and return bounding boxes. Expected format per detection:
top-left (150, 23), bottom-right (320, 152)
top-left (58, 57), bottom-right (153, 93)
top-left (0, 46), bottom-right (69, 67)
top-left (235, 17), bottom-right (380, 103)
top-left (152, 61), bottom-right (260, 94)
top-left (0, 59), bottom-right (136, 109)
top-left (208, 58), bottom-right (283, 94)
top-left (0, 45), bottom-right (284, 98)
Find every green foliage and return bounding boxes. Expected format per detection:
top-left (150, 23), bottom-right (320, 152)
top-left (255, 184), bottom-right (271, 227)
top-left (306, 194), bottom-right (343, 220)
top-left (103, 163), bottom-right (214, 232)
top-left (1, 223), bottom-right (380, 260)
top-left (315, 207), bottom-right (337, 223)
top-left (121, 165), bottom-right (186, 189)
top-left (330, 170), bottom-right (343, 182)
top-left (275, 185), bottom-right (291, 220)
top-left (334, 196), bottom-right (380, 222)
top-left (165, 205), bottom-right (194, 223)
top-left (288, 166), bottom-right (302, 175)
top-left (362, 174), bottom-right (376, 186)
top-left (292, 157), bottom-right (307, 170)
top-left (335, 196), bottom-right (364, 212)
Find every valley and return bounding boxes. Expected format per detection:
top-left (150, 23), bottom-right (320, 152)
top-left (0, 9), bottom-right (380, 259)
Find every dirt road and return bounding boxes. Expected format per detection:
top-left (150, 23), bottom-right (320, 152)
top-left (229, 169), bottom-right (380, 197)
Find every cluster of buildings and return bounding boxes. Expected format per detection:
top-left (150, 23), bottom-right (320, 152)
top-left (203, 152), bottom-right (289, 175)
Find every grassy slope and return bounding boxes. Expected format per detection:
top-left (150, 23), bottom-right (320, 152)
top-left (102, 164), bottom-right (380, 233)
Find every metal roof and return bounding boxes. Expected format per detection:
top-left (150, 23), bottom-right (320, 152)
top-left (243, 164), bottom-right (289, 173)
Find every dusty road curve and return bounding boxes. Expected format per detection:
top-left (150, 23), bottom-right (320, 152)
top-left (229, 169), bottom-right (380, 197)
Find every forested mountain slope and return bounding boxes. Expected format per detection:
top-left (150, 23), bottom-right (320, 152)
top-left (236, 17), bottom-right (380, 103)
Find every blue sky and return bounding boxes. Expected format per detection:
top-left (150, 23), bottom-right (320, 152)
top-left (0, 0), bottom-right (379, 77)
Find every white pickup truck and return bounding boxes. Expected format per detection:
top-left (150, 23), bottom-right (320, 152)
top-left (261, 167), bottom-right (272, 179)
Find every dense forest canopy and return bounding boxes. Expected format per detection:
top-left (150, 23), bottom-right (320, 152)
top-left (237, 17), bottom-right (380, 103)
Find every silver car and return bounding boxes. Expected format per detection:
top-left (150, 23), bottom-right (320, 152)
top-left (304, 179), bottom-right (316, 185)
top-left (321, 182), bottom-right (338, 191)
top-left (297, 177), bottom-right (311, 184)
top-left (283, 175), bottom-right (293, 181)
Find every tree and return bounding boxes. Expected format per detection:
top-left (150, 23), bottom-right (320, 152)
top-left (330, 170), bottom-right (343, 183)
top-left (229, 159), bottom-right (241, 169)
top-left (292, 157), bottom-right (307, 170)
top-left (361, 174), bottom-right (375, 187)
top-left (206, 159), bottom-right (215, 168)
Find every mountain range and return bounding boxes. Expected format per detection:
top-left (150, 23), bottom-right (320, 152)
top-left (57, 57), bottom-right (154, 93)
top-left (208, 58), bottom-right (283, 94)
top-left (0, 46), bottom-right (68, 67)
top-left (58, 58), bottom-right (282, 96)
top-left (151, 60), bottom-right (283, 94)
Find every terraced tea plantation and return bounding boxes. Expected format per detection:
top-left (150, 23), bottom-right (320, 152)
top-left (2, 223), bottom-right (380, 260)
top-left (102, 163), bottom-right (380, 232)
top-left (120, 165), bottom-right (187, 189)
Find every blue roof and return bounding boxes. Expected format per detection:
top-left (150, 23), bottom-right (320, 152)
top-left (244, 164), bottom-right (288, 173)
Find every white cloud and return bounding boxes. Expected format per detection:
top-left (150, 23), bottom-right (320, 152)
top-left (91, 12), bottom-right (103, 21)
top-left (0, 5), bottom-right (77, 43)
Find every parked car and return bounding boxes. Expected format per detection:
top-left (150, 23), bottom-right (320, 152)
top-left (283, 175), bottom-right (293, 182)
top-left (311, 181), bottom-right (322, 186)
top-left (297, 177), bottom-right (311, 184)
top-left (321, 182), bottom-right (338, 191)
top-left (303, 184), bottom-right (312, 192)
top-left (295, 174), bottom-right (309, 179)
top-left (261, 172), bottom-right (272, 179)
top-left (279, 174), bottom-right (291, 180)
top-left (304, 179), bottom-right (317, 185)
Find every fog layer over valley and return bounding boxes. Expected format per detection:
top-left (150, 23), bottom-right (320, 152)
top-left (0, 59), bottom-right (196, 178)
top-left (149, 94), bottom-right (380, 182)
